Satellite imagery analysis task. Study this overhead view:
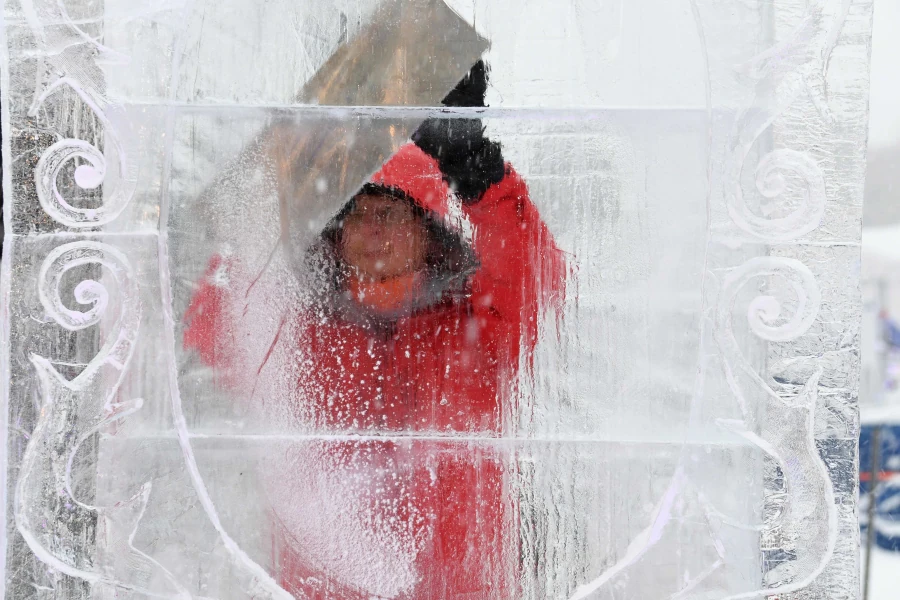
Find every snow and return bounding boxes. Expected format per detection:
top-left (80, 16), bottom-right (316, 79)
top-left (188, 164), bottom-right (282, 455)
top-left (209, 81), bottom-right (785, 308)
top-left (862, 546), bottom-right (900, 599)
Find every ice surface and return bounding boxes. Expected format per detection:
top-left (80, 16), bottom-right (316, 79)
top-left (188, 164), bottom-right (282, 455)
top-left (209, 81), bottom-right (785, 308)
top-left (0, 0), bottom-right (873, 599)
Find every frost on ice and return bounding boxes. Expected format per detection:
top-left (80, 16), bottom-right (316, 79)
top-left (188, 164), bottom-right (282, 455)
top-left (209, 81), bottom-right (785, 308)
top-left (0, 0), bottom-right (873, 599)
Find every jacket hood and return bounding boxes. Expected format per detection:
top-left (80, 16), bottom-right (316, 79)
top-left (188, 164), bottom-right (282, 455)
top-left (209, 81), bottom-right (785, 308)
top-left (367, 143), bottom-right (474, 243)
top-left (307, 143), bottom-right (479, 328)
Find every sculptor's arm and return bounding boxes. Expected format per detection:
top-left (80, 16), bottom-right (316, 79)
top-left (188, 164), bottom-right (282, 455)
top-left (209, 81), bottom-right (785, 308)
top-left (463, 164), bottom-right (567, 357)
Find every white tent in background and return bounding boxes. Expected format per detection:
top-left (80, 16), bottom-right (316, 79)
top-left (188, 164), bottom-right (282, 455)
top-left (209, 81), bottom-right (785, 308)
top-left (861, 224), bottom-right (900, 425)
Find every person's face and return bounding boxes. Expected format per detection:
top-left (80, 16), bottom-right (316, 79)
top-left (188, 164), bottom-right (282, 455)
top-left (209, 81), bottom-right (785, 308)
top-left (339, 194), bottom-right (428, 280)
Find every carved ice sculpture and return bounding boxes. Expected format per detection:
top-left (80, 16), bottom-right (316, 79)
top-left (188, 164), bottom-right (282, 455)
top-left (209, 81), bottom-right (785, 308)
top-left (0, 0), bottom-right (872, 598)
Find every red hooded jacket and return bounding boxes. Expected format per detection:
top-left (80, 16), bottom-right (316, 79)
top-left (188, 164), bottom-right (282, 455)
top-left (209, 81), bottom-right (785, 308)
top-left (183, 143), bottom-right (565, 599)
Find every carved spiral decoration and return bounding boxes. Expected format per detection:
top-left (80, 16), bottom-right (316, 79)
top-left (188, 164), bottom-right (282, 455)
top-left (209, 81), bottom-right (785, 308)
top-left (727, 149), bottom-right (826, 243)
top-left (715, 255), bottom-right (821, 418)
top-left (32, 78), bottom-right (137, 228)
top-left (724, 255), bottom-right (822, 344)
top-left (37, 241), bottom-right (128, 331)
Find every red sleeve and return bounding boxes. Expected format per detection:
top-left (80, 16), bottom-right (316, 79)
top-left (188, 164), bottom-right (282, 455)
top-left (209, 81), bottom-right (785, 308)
top-left (182, 251), bottom-right (301, 403)
top-left (463, 165), bottom-right (567, 356)
top-left (183, 255), bottom-right (230, 367)
top-left (182, 254), bottom-right (249, 393)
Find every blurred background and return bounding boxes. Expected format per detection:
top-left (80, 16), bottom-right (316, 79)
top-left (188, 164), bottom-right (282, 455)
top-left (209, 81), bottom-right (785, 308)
top-left (859, 0), bottom-right (900, 598)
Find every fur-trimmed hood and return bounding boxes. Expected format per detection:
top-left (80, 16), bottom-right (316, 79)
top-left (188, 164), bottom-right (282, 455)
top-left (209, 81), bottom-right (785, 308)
top-left (309, 143), bottom-right (479, 328)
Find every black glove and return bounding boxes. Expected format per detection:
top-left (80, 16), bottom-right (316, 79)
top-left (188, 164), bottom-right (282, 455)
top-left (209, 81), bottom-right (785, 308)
top-left (412, 61), bottom-right (506, 204)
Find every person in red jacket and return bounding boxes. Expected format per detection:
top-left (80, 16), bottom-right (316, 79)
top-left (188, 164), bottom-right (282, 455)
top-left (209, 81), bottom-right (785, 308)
top-left (184, 63), bottom-right (565, 598)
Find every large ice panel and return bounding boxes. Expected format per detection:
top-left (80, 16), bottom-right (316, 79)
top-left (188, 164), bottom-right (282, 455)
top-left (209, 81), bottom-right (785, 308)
top-left (0, 0), bottom-right (873, 599)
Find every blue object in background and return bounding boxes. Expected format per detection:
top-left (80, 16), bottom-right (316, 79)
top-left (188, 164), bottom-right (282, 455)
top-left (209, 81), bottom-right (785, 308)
top-left (860, 424), bottom-right (900, 551)
top-left (882, 314), bottom-right (900, 349)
